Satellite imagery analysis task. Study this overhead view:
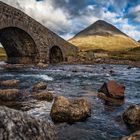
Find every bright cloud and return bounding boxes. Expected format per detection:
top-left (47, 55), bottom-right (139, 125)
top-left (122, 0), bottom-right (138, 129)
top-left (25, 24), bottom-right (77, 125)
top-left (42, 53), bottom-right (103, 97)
top-left (1, 0), bottom-right (140, 41)
top-left (129, 5), bottom-right (140, 22)
top-left (1, 0), bottom-right (71, 33)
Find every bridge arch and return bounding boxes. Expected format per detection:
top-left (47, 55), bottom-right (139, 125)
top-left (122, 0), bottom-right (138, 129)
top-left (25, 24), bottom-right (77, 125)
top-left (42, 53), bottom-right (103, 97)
top-left (0, 27), bottom-right (38, 64)
top-left (49, 46), bottom-right (63, 64)
top-left (0, 2), bottom-right (78, 65)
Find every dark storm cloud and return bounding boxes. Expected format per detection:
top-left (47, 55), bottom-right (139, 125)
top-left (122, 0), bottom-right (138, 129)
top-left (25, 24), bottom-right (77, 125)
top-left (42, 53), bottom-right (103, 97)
top-left (51, 0), bottom-right (87, 16)
top-left (1, 0), bottom-right (140, 40)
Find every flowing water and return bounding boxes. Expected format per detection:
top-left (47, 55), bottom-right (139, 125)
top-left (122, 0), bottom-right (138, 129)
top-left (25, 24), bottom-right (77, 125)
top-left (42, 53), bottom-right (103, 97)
top-left (0, 62), bottom-right (140, 140)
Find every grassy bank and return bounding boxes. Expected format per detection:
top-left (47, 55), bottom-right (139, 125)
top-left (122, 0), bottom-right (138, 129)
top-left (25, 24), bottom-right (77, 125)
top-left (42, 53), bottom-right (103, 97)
top-left (0, 47), bottom-right (6, 60)
top-left (78, 46), bottom-right (140, 62)
top-left (108, 47), bottom-right (140, 61)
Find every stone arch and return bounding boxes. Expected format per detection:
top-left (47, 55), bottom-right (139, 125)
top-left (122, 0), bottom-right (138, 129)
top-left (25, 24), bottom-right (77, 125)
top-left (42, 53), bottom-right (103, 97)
top-left (0, 2), bottom-right (78, 64)
top-left (0, 27), bottom-right (38, 64)
top-left (49, 46), bottom-right (63, 64)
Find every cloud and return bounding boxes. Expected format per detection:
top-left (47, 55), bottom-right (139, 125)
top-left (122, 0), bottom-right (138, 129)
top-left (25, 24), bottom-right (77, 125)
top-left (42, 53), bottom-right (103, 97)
top-left (121, 23), bottom-right (140, 40)
top-left (110, 0), bottom-right (128, 11)
top-left (1, 0), bottom-right (72, 35)
top-left (128, 5), bottom-right (140, 22)
top-left (50, 0), bottom-right (87, 16)
top-left (1, 0), bottom-right (140, 41)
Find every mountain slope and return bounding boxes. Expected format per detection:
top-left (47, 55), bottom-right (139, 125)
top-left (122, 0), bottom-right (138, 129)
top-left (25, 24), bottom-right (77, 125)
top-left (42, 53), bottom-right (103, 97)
top-left (69, 20), bottom-right (139, 51)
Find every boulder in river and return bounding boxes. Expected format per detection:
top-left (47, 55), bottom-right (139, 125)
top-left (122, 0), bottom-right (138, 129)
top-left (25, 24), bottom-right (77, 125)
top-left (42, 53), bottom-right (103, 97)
top-left (32, 82), bottom-right (47, 92)
top-left (98, 80), bottom-right (125, 99)
top-left (32, 91), bottom-right (54, 102)
top-left (0, 79), bottom-right (20, 87)
top-left (37, 62), bottom-right (49, 68)
top-left (98, 92), bottom-right (124, 106)
top-left (127, 66), bottom-right (132, 69)
top-left (0, 106), bottom-right (58, 140)
top-left (0, 89), bottom-right (20, 101)
top-left (50, 96), bottom-right (91, 123)
top-left (121, 130), bottom-right (140, 140)
top-left (109, 70), bottom-right (115, 74)
top-left (123, 105), bottom-right (140, 129)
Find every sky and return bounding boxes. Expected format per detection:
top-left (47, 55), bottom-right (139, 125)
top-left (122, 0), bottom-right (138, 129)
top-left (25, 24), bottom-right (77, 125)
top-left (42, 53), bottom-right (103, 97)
top-left (1, 0), bottom-right (140, 41)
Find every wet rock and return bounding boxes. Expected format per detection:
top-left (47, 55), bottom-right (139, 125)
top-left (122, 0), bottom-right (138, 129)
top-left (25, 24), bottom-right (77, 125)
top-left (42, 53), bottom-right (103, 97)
top-left (123, 105), bottom-right (140, 129)
top-left (127, 66), bottom-right (132, 69)
top-left (98, 92), bottom-right (124, 106)
top-left (102, 66), bottom-right (106, 69)
top-left (0, 79), bottom-right (20, 87)
top-left (50, 96), bottom-right (91, 123)
top-left (37, 62), bottom-right (48, 68)
top-left (0, 89), bottom-right (20, 101)
top-left (109, 70), bottom-right (115, 74)
top-left (3, 64), bottom-right (25, 70)
top-left (32, 82), bottom-right (47, 92)
top-left (98, 80), bottom-right (125, 99)
top-left (72, 70), bottom-right (78, 73)
top-left (32, 91), bottom-right (54, 102)
top-left (121, 130), bottom-right (140, 140)
top-left (0, 106), bottom-right (58, 140)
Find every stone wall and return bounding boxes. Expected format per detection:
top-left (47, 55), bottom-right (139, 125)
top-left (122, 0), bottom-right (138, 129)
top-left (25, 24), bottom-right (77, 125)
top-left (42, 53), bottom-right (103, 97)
top-left (0, 2), bottom-right (78, 64)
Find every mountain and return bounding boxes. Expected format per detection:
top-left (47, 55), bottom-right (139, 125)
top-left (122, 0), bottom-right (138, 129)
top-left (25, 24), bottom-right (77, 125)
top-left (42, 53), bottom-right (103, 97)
top-left (69, 20), bottom-right (139, 51)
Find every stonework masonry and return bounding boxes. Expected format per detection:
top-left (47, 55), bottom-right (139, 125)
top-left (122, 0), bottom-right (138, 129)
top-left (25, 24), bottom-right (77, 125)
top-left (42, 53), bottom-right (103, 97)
top-left (0, 2), bottom-right (78, 64)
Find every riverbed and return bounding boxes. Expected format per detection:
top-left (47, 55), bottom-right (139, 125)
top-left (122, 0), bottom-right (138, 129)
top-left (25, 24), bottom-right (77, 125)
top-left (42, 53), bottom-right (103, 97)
top-left (0, 62), bottom-right (140, 140)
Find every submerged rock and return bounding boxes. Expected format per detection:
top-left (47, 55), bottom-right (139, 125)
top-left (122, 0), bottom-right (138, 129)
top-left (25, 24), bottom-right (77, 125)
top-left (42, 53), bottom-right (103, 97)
top-left (98, 92), bottom-right (124, 106)
top-left (123, 105), bottom-right (140, 129)
top-left (0, 106), bottom-right (58, 140)
top-left (0, 89), bottom-right (20, 101)
top-left (50, 96), bottom-right (91, 123)
top-left (121, 130), bottom-right (140, 140)
top-left (32, 91), bottom-right (54, 101)
top-left (98, 80), bottom-right (125, 99)
top-left (32, 82), bottom-right (47, 92)
top-left (127, 66), bottom-right (132, 69)
top-left (109, 70), bottom-right (115, 74)
top-left (0, 79), bottom-right (20, 87)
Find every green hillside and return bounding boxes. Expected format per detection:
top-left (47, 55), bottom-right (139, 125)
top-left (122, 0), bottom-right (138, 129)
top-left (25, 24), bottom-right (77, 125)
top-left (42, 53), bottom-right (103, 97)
top-left (0, 47), bottom-right (6, 59)
top-left (108, 47), bottom-right (140, 61)
top-left (69, 20), bottom-right (139, 51)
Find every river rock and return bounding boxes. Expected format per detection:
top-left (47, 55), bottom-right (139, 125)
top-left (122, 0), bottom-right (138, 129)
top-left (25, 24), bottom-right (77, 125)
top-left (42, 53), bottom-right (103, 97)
top-left (0, 79), bottom-right (20, 87)
top-left (37, 62), bottom-right (49, 68)
top-left (0, 89), bottom-right (20, 101)
top-left (109, 70), bottom-right (115, 74)
top-left (98, 80), bottom-right (125, 99)
top-left (32, 82), bottom-right (47, 92)
top-left (98, 92), bottom-right (124, 106)
top-left (32, 91), bottom-right (54, 101)
top-left (121, 130), bottom-right (140, 140)
top-left (50, 96), bottom-right (91, 123)
top-left (123, 105), bottom-right (140, 129)
top-left (0, 106), bottom-right (57, 140)
top-left (127, 66), bottom-right (132, 69)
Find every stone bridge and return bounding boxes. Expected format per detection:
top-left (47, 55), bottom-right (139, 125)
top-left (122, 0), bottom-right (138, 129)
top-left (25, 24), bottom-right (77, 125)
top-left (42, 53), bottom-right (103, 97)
top-left (0, 2), bottom-right (78, 64)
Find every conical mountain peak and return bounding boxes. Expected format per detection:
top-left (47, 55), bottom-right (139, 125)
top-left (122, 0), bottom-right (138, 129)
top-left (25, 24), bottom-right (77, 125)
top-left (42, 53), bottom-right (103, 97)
top-left (74, 20), bottom-right (127, 37)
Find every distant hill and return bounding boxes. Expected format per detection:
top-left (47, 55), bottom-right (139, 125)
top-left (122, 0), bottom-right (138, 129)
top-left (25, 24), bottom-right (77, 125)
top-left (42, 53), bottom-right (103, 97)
top-left (69, 20), bottom-right (139, 51)
top-left (0, 47), bottom-right (6, 58)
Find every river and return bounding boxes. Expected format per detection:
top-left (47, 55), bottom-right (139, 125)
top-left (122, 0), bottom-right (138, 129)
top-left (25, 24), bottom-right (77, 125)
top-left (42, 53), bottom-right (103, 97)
top-left (0, 62), bottom-right (140, 140)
